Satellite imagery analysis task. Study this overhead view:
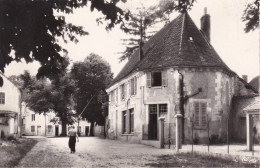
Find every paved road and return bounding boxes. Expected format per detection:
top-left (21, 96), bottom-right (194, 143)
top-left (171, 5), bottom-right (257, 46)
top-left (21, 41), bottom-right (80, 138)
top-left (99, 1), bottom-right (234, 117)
top-left (16, 137), bottom-right (174, 167)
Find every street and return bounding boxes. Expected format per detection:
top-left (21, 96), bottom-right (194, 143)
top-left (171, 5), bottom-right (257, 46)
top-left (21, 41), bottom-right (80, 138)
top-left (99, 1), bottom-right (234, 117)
top-left (16, 137), bottom-right (174, 167)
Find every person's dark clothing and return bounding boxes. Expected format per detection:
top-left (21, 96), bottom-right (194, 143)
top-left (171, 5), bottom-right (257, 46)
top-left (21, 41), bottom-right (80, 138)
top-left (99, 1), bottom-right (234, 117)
top-left (68, 129), bottom-right (77, 153)
top-left (69, 136), bottom-right (76, 153)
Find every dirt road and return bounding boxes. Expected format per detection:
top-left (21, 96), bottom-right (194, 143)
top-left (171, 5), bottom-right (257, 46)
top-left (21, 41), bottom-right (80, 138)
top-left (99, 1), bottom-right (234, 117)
top-left (16, 137), bottom-right (174, 167)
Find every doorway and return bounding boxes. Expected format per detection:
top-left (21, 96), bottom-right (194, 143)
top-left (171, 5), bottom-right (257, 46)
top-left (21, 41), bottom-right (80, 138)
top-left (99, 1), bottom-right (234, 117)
top-left (148, 109), bottom-right (158, 140)
top-left (85, 126), bottom-right (89, 136)
top-left (55, 125), bottom-right (59, 136)
top-left (37, 126), bottom-right (41, 136)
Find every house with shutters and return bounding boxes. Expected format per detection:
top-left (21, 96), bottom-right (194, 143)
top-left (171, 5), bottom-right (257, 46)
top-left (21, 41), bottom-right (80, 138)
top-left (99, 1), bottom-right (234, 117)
top-left (106, 11), bottom-right (258, 145)
top-left (0, 73), bottom-right (21, 138)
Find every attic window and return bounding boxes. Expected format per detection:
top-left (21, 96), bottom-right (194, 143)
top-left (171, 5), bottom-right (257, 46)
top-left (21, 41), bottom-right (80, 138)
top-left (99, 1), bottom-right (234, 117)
top-left (146, 71), bottom-right (167, 87)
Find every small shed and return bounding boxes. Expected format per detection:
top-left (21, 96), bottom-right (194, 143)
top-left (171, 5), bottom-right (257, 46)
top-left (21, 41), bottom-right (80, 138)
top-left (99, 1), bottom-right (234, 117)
top-left (243, 98), bottom-right (260, 150)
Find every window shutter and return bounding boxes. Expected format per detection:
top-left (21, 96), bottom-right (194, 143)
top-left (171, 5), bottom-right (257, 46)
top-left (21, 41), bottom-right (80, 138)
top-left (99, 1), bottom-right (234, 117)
top-left (115, 89), bottom-right (118, 102)
top-left (201, 103), bottom-right (207, 127)
top-left (146, 72), bottom-right (151, 87)
top-left (128, 80), bottom-right (131, 96)
top-left (162, 71), bottom-right (167, 87)
top-left (134, 77), bottom-right (137, 95)
top-left (124, 83), bottom-right (127, 99)
top-left (194, 102), bottom-right (200, 127)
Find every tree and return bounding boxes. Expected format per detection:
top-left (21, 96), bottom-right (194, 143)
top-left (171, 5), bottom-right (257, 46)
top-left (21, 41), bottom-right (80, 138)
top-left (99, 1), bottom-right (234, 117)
top-left (0, 0), bottom-right (129, 86)
top-left (71, 53), bottom-right (113, 136)
top-left (242, 0), bottom-right (259, 33)
top-left (119, 0), bottom-right (195, 61)
top-left (19, 71), bottom-right (76, 136)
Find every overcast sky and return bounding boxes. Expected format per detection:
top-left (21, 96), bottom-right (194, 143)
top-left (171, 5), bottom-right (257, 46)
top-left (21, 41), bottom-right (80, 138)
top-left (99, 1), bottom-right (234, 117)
top-left (5, 0), bottom-right (259, 82)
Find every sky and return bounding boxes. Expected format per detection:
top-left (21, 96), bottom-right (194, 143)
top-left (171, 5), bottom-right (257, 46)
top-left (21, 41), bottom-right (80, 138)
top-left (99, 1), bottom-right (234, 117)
top-left (4, 0), bottom-right (259, 82)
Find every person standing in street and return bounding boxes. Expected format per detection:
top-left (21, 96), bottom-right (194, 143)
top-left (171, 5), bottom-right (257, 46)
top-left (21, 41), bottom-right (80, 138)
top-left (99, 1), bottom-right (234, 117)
top-left (68, 126), bottom-right (79, 153)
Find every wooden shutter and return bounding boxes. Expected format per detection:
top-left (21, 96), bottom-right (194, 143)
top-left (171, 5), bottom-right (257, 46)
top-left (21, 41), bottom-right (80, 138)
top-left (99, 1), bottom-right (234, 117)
top-left (146, 72), bottom-right (151, 87)
top-left (162, 71), bottom-right (167, 87)
top-left (115, 88), bottom-right (118, 102)
top-left (194, 102), bottom-right (200, 127)
top-left (124, 83), bottom-right (127, 99)
top-left (201, 103), bottom-right (207, 127)
top-left (134, 77), bottom-right (137, 95)
top-left (128, 80), bottom-right (131, 96)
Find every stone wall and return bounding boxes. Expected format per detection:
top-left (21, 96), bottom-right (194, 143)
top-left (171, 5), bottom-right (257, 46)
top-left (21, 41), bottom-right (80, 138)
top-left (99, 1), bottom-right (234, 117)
top-left (107, 68), bottom-right (240, 144)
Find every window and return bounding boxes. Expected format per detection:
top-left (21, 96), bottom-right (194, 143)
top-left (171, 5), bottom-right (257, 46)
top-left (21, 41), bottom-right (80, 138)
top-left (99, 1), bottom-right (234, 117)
top-left (122, 111), bottom-right (127, 133)
top-left (110, 90), bottom-right (115, 104)
top-left (32, 114), bottom-right (35, 121)
top-left (194, 102), bottom-right (207, 129)
top-left (48, 125), bottom-right (52, 133)
top-left (129, 109), bottom-right (134, 133)
top-left (120, 83), bottom-right (126, 100)
top-left (31, 126), bottom-right (35, 132)
top-left (122, 109), bottom-right (134, 134)
top-left (147, 71), bottom-right (167, 87)
top-left (130, 77), bottom-right (137, 95)
top-left (0, 92), bottom-right (5, 104)
top-left (149, 104), bottom-right (168, 115)
top-left (159, 104), bottom-right (167, 113)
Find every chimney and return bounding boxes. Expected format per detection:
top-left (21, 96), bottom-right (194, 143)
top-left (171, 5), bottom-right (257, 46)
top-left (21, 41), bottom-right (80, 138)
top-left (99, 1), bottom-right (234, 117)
top-left (242, 75), bottom-right (248, 82)
top-left (200, 7), bottom-right (210, 42)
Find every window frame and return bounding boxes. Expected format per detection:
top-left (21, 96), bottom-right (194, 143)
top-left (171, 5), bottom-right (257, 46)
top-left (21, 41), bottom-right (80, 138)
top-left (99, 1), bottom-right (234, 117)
top-left (129, 108), bottom-right (134, 133)
top-left (149, 104), bottom-right (168, 116)
top-left (122, 110), bottom-right (127, 134)
top-left (120, 83), bottom-right (126, 100)
top-left (130, 77), bottom-right (137, 96)
top-left (147, 71), bottom-right (167, 87)
top-left (0, 92), bottom-right (5, 104)
top-left (31, 126), bottom-right (35, 132)
top-left (31, 114), bottom-right (35, 121)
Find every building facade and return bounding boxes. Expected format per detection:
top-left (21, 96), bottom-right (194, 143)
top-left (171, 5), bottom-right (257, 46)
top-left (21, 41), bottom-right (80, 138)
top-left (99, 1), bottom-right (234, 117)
top-left (106, 12), bottom-right (258, 145)
top-left (22, 105), bottom-right (92, 137)
top-left (0, 73), bottom-right (21, 138)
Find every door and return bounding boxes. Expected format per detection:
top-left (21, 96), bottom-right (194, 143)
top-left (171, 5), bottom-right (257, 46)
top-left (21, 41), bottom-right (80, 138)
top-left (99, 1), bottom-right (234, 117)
top-left (37, 126), bottom-right (41, 136)
top-left (55, 125), bottom-right (59, 136)
top-left (148, 111), bottom-right (158, 140)
top-left (85, 126), bottom-right (89, 136)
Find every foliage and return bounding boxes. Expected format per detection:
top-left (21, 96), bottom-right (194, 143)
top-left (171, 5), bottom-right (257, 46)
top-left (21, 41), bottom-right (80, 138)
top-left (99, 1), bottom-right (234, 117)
top-left (71, 53), bottom-right (113, 135)
top-left (242, 0), bottom-right (259, 33)
top-left (0, 0), bottom-right (128, 86)
top-left (0, 138), bottom-right (37, 167)
top-left (119, 0), bottom-right (196, 61)
top-left (19, 71), bottom-right (76, 136)
top-left (145, 152), bottom-right (256, 167)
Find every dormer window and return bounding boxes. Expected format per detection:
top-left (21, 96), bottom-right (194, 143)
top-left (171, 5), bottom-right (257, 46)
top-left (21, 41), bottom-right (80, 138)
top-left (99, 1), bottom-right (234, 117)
top-left (146, 71), bottom-right (167, 87)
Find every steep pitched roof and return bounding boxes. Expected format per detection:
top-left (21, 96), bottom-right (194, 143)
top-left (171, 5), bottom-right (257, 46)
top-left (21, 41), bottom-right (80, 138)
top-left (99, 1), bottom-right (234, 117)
top-left (249, 76), bottom-right (259, 92)
top-left (244, 98), bottom-right (260, 112)
top-left (111, 12), bottom-right (234, 86)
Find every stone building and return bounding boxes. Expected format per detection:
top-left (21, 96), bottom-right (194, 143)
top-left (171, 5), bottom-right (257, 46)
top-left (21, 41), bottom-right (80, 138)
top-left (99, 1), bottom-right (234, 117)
top-left (106, 11), bottom-right (258, 145)
top-left (0, 73), bottom-right (21, 138)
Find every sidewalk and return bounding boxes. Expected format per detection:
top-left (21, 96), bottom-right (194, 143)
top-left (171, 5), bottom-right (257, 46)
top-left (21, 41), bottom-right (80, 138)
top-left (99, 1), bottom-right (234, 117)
top-left (181, 144), bottom-right (260, 156)
top-left (178, 144), bottom-right (260, 165)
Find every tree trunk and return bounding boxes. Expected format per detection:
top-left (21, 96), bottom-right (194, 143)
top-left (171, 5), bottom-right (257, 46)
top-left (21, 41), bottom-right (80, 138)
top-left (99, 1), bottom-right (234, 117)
top-left (90, 121), bottom-right (95, 136)
top-left (60, 120), bottom-right (67, 136)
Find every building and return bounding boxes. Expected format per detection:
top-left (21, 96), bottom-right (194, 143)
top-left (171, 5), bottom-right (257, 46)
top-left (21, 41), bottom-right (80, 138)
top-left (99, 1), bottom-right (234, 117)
top-left (21, 105), bottom-right (97, 137)
top-left (0, 73), bottom-right (21, 138)
top-left (106, 11), bottom-right (258, 145)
